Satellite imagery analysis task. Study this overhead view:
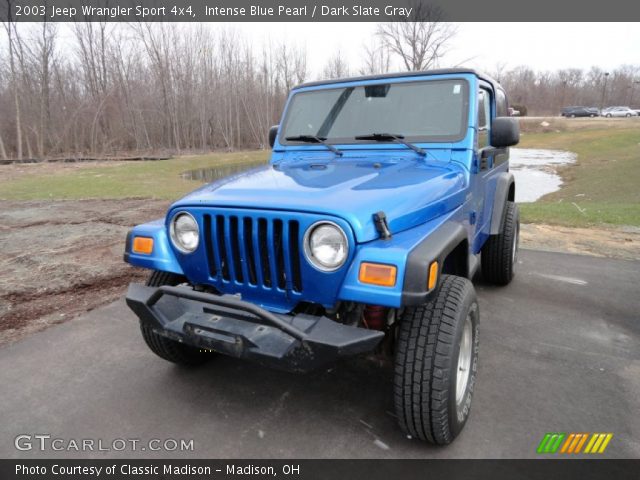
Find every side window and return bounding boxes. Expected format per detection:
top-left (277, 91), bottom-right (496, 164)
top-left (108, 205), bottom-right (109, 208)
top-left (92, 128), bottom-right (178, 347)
top-left (477, 89), bottom-right (491, 148)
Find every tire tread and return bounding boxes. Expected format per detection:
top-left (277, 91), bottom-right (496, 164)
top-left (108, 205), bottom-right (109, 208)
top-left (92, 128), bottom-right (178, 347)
top-left (482, 201), bottom-right (519, 285)
top-left (140, 270), bottom-right (209, 366)
top-left (394, 275), bottom-right (476, 444)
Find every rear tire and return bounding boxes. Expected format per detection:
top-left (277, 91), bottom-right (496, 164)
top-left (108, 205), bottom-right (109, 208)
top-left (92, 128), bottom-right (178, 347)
top-left (394, 275), bottom-right (479, 444)
top-left (140, 270), bottom-right (210, 366)
top-left (482, 201), bottom-right (519, 285)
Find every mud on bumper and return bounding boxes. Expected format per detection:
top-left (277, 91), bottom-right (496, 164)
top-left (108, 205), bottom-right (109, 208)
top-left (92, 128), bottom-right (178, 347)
top-left (126, 284), bottom-right (384, 373)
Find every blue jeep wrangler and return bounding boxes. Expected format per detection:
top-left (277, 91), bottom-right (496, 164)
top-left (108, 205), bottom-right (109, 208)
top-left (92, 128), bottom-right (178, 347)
top-left (124, 68), bottom-right (520, 444)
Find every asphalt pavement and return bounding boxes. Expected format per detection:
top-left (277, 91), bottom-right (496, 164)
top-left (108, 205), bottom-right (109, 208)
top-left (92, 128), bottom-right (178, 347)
top-left (1, 249), bottom-right (639, 459)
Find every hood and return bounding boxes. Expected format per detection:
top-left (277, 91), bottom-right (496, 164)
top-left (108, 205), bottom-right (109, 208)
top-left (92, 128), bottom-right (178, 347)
top-left (173, 157), bottom-right (468, 243)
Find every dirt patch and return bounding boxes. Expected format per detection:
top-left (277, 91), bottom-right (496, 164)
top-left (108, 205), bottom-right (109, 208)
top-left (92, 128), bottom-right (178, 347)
top-left (0, 199), bottom-right (168, 345)
top-left (1, 199), bottom-right (638, 347)
top-left (521, 223), bottom-right (640, 261)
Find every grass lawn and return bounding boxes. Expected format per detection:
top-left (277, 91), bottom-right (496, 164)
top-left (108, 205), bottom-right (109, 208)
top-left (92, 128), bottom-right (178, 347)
top-left (0, 151), bottom-right (269, 201)
top-left (518, 122), bottom-right (640, 227)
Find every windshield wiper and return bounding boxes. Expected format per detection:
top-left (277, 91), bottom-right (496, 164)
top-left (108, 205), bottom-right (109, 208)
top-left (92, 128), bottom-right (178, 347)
top-left (355, 133), bottom-right (426, 156)
top-left (285, 135), bottom-right (343, 156)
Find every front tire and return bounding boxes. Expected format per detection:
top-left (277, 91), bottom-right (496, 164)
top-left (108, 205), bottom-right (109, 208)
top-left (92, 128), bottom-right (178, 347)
top-left (482, 201), bottom-right (520, 285)
top-left (394, 275), bottom-right (480, 444)
top-left (140, 270), bottom-right (210, 366)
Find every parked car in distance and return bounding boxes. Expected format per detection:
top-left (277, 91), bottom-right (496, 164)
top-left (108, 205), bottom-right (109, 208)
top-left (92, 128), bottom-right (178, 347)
top-left (561, 106), bottom-right (599, 117)
top-left (508, 107), bottom-right (520, 116)
top-left (601, 106), bottom-right (639, 117)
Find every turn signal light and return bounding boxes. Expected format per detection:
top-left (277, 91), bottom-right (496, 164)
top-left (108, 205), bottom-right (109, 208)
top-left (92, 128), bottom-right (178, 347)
top-left (132, 236), bottom-right (154, 255)
top-left (428, 261), bottom-right (439, 290)
top-left (359, 262), bottom-right (397, 287)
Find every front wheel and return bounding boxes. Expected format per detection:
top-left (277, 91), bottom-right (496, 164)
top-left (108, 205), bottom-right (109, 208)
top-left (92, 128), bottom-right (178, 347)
top-left (394, 275), bottom-right (480, 444)
top-left (140, 270), bottom-right (211, 366)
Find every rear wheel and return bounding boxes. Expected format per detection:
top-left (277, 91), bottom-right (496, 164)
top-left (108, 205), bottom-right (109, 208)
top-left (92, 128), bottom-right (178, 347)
top-left (140, 270), bottom-right (211, 366)
top-left (394, 275), bottom-right (479, 444)
top-left (482, 201), bottom-right (519, 285)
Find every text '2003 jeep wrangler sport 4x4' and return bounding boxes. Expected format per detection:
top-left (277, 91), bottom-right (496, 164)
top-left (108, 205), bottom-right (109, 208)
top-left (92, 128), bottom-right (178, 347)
top-left (124, 68), bottom-right (520, 445)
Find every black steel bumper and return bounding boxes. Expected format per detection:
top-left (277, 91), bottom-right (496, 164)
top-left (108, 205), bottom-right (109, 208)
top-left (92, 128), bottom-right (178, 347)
top-left (126, 284), bottom-right (384, 373)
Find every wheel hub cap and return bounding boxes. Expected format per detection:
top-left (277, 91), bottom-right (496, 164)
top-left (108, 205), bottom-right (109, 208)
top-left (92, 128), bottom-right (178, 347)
top-left (456, 315), bottom-right (473, 406)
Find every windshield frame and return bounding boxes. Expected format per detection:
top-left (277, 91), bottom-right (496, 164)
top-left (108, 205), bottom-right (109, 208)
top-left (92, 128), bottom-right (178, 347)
top-left (279, 77), bottom-right (471, 146)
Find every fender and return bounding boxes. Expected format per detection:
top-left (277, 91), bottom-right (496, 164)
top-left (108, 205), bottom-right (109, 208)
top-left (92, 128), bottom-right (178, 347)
top-left (489, 172), bottom-right (515, 235)
top-left (123, 219), bottom-right (184, 275)
top-left (402, 221), bottom-right (468, 306)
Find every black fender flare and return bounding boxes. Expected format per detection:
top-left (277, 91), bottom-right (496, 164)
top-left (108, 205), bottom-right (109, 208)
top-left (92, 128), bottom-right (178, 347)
top-left (401, 221), bottom-right (468, 306)
top-left (489, 172), bottom-right (515, 235)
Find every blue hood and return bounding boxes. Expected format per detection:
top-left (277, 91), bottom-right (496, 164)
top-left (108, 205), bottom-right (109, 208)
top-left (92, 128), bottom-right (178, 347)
top-left (172, 157), bottom-right (468, 243)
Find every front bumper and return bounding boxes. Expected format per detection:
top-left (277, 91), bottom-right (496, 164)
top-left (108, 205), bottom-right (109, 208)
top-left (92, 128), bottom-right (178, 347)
top-left (126, 284), bottom-right (384, 372)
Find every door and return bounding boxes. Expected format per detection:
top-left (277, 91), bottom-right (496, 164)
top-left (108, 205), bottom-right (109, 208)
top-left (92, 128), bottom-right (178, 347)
top-left (472, 85), bottom-right (508, 252)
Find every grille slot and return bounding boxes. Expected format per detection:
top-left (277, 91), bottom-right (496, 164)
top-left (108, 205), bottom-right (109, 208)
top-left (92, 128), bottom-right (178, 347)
top-left (204, 214), bottom-right (302, 293)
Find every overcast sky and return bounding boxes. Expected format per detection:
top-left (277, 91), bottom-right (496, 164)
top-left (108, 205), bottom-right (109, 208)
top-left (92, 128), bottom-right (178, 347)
top-left (240, 22), bottom-right (640, 76)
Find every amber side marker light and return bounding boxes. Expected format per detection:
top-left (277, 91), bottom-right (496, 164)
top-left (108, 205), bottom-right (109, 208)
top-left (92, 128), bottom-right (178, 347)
top-left (359, 262), bottom-right (397, 287)
top-left (428, 261), bottom-right (439, 290)
top-left (132, 236), bottom-right (154, 255)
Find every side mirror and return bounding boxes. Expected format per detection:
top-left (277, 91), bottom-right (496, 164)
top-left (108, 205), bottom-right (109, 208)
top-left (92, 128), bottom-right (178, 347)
top-left (268, 125), bottom-right (279, 148)
top-left (490, 117), bottom-right (519, 148)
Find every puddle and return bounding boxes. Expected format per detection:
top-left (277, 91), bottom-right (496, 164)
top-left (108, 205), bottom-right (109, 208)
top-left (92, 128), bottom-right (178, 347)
top-left (509, 148), bottom-right (576, 203)
top-left (181, 160), bottom-right (267, 182)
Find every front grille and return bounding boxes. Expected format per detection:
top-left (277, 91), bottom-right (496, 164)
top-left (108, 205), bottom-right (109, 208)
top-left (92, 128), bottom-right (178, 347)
top-left (203, 214), bottom-right (303, 293)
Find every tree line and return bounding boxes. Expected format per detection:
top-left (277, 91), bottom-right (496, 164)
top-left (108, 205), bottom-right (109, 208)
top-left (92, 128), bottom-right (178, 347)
top-left (0, 21), bottom-right (638, 160)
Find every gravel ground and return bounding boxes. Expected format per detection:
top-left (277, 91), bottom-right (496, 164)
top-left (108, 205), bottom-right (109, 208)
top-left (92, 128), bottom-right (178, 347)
top-left (0, 200), bottom-right (168, 344)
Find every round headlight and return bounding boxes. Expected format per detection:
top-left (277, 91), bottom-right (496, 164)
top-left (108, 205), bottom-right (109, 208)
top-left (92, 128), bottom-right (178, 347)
top-left (170, 212), bottom-right (199, 253)
top-left (304, 222), bottom-right (348, 271)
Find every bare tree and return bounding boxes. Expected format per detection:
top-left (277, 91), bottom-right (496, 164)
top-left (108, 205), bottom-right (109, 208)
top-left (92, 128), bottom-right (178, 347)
top-left (322, 50), bottom-right (349, 79)
top-left (3, 1), bottom-right (23, 159)
top-left (275, 42), bottom-right (307, 92)
top-left (359, 40), bottom-right (391, 76)
top-left (0, 21), bottom-right (638, 159)
top-left (376, 4), bottom-right (456, 71)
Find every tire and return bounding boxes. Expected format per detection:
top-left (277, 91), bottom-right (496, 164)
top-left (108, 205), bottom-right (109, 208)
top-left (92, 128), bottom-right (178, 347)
top-left (481, 201), bottom-right (520, 285)
top-left (626, 113), bottom-right (631, 117)
top-left (394, 275), bottom-right (479, 444)
top-left (140, 270), bottom-right (210, 366)
top-left (570, 114), bottom-right (576, 118)
top-left (606, 114), bottom-right (612, 118)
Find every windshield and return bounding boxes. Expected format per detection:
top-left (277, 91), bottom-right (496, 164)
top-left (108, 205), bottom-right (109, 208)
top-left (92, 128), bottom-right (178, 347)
top-left (280, 79), bottom-right (469, 145)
